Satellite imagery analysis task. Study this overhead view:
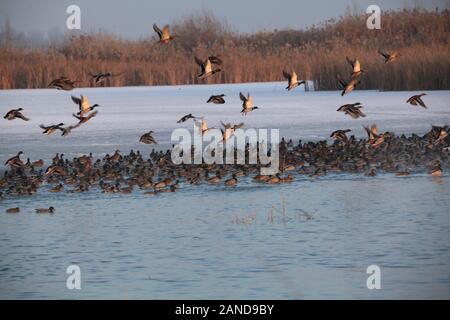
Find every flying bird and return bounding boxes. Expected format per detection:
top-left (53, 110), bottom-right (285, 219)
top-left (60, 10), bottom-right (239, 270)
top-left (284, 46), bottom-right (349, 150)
top-left (346, 57), bottom-right (364, 78)
top-left (195, 56), bottom-right (222, 78)
top-left (139, 131), bottom-right (157, 144)
top-left (48, 77), bottom-right (76, 90)
top-left (283, 70), bottom-right (305, 91)
top-left (71, 95), bottom-right (100, 116)
top-left (378, 50), bottom-right (401, 63)
top-left (239, 92), bottom-right (259, 115)
top-left (153, 24), bottom-right (176, 44)
top-left (177, 113), bottom-right (198, 123)
top-left (337, 103), bottom-right (366, 119)
top-left (40, 123), bottom-right (64, 135)
top-left (337, 75), bottom-right (360, 96)
top-left (72, 110), bottom-right (98, 125)
top-left (3, 108), bottom-right (29, 121)
top-left (207, 94), bottom-right (226, 104)
top-left (407, 93), bottom-right (427, 109)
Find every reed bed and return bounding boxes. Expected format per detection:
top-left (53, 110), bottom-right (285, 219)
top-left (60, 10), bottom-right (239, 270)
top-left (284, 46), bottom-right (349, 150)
top-left (0, 9), bottom-right (448, 90)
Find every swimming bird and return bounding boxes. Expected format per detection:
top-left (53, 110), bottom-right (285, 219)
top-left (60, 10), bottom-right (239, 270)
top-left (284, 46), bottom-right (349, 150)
top-left (40, 123), bottom-right (64, 135)
top-left (240, 92), bottom-right (259, 115)
top-left (72, 110), bottom-right (98, 125)
top-left (330, 129), bottom-right (351, 143)
top-left (225, 174), bottom-right (238, 187)
top-left (153, 24), bottom-right (176, 44)
top-left (140, 131), bottom-right (157, 144)
top-left (207, 94), bottom-right (226, 104)
top-left (5, 151), bottom-right (24, 168)
top-left (430, 160), bottom-right (442, 177)
top-left (378, 50), bottom-right (401, 63)
top-left (337, 75), bottom-right (360, 96)
top-left (48, 77), bottom-right (76, 90)
top-left (337, 103), bottom-right (365, 119)
top-left (71, 95), bottom-right (100, 116)
top-left (195, 56), bottom-right (222, 78)
top-left (177, 113), bottom-right (197, 123)
top-left (283, 70), bottom-right (305, 91)
top-left (407, 93), bottom-right (427, 109)
top-left (6, 207), bottom-right (20, 213)
top-left (346, 57), bottom-right (365, 78)
top-left (4, 108), bottom-right (29, 121)
top-left (35, 207), bottom-right (55, 214)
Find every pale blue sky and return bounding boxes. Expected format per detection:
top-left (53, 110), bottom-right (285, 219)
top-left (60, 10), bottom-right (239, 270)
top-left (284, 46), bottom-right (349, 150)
top-left (0, 0), bottom-right (448, 39)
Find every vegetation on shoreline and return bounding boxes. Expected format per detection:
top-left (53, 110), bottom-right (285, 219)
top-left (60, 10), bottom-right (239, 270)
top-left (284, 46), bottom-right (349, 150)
top-left (0, 9), bottom-right (448, 90)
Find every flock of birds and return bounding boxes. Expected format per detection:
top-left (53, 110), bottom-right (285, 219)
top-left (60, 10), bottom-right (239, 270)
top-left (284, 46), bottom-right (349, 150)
top-left (1, 23), bottom-right (449, 213)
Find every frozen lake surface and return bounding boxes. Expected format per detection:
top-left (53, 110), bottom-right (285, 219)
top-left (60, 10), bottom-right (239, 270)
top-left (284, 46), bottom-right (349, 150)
top-left (0, 82), bottom-right (449, 299)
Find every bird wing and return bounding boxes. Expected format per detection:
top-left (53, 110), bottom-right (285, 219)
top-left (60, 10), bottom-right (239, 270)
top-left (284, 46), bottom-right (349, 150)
top-left (282, 70), bottom-right (291, 82)
top-left (208, 56), bottom-right (222, 65)
top-left (239, 92), bottom-right (247, 102)
top-left (417, 97), bottom-right (427, 109)
top-left (353, 60), bottom-right (361, 73)
top-left (80, 95), bottom-right (90, 112)
top-left (346, 56), bottom-right (355, 69)
top-left (291, 71), bottom-right (298, 84)
top-left (162, 25), bottom-right (171, 40)
top-left (71, 95), bottom-right (81, 106)
top-left (378, 50), bottom-right (389, 59)
top-left (153, 24), bottom-right (163, 39)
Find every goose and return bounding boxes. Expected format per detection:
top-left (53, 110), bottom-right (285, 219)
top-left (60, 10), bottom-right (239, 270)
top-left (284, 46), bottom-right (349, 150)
top-left (4, 108), bottom-right (29, 121)
top-left (337, 103), bottom-right (365, 119)
top-left (71, 95), bottom-right (100, 116)
top-left (207, 94), bottom-right (226, 104)
top-left (378, 50), bottom-right (401, 63)
top-left (35, 206), bottom-right (55, 214)
top-left (177, 113), bottom-right (197, 123)
top-left (72, 110), bottom-right (98, 125)
top-left (6, 207), bottom-right (20, 213)
top-left (195, 56), bottom-right (222, 78)
top-left (240, 92), bottom-right (259, 115)
top-left (346, 57), bottom-right (365, 78)
top-left (330, 129), bottom-right (351, 143)
top-left (40, 123), bottom-right (64, 135)
top-left (5, 151), bottom-right (24, 168)
top-left (140, 131), bottom-right (157, 144)
top-left (337, 75), bottom-right (360, 96)
top-left (153, 24), bottom-right (176, 44)
top-left (48, 77), bottom-right (76, 90)
top-left (407, 93), bottom-right (427, 109)
top-left (283, 70), bottom-right (305, 91)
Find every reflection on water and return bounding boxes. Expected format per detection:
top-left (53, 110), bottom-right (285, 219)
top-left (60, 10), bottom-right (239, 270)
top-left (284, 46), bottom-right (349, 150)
top-left (0, 174), bottom-right (449, 299)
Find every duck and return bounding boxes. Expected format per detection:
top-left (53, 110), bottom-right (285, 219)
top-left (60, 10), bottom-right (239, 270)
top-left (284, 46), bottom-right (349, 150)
top-left (330, 129), bottom-right (351, 143)
top-left (225, 174), bottom-right (238, 187)
top-left (71, 95), bottom-right (100, 116)
top-left (220, 121), bottom-right (244, 142)
top-left (378, 50), bottom-right (401, 63)
top-left (140, 131), bottom-right (157, 144)
top-left (195, 56), bottom-right (222, 78)
top-left (346, 57), bottom-right (365, 78)
top-left (153, 24), bottom-right (176, 44)
top-left (35, 206), bottom-right (55, 214)
top-left (266, 174), bottom-right (281, 184)
top-left (177, 113), bottom-right (197, 123)
top-left (48, 76), bottom-right (76, 90)
top-left (207, 94), bottom-right (226, 104)
top-left (431, 161), bottom-right (442, 177)
top-left (239, 92), bottom-right (259, 115)
top-left (337, 103), bottom-right (365, 119)
top-left (40, 123), bottom-right (64, 135)
top-left (72, 111), bottom-right (98, 126)
top-left (195, 118), bottom-right (216, 136)
top-left (5, 151), bottom-right (24, 168)
top-left (49, 183), bottom-right (64, 193)
top-left (4, 108), bottom-right (30, 121)
top-left (6, 207), bottom-right (20, 213)
top-left (89, 72), bottom-right (122, 84)
top-left (61, 124), bottom-right (80, 136)
top-left (364, 124), bottom-right (385, 148)
top-left (407, 93), bottom-right (427, 109)
top-left (283, 70), bottom-right (305, 91)
top-left (337, 75), bottom-right (360, 96)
